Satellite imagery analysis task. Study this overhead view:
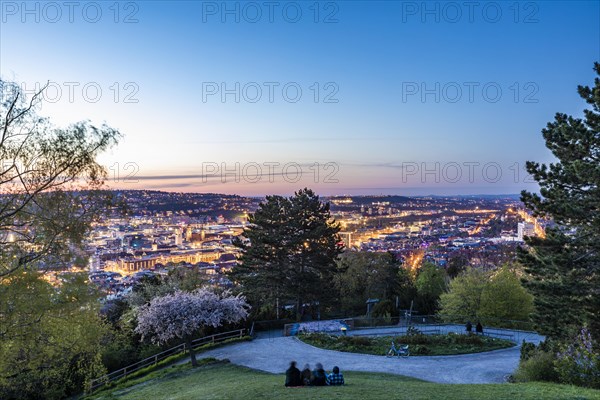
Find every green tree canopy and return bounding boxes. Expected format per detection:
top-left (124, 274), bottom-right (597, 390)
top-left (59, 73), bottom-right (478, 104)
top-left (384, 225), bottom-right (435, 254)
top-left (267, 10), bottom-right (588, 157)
top-left (439, 267), bottom-right (487, 321)
top-left (397, 265), bottom-right (418, 311)
top-left (0, 271), bottom-right (108, 399)
top-left (0, 80), bottom-right (121, 277)
top-left (0, 79), bottom-right (121, 397)
top-left (439, 266), bottom-right (534, 326)
top-left (520, 62), bottom-right (600, 341)
top-left (446, 251), bottom-right (470, 278)
top-left (230, 188), bottom-right (342, 319)
top-left (415, 262), bottom-right (448, 315)
top-left (479, 266), bottom-right (534, 322)
top-left (334, 251), bottom-right (400, 315)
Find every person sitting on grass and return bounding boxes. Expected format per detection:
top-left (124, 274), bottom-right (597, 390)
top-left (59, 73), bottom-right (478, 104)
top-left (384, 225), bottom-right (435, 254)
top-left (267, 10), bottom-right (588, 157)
top-left (311, 363), bottom-right (327, 386)
top-left (327, 366), bottom-right (345, 386)
top-left (285, 361), bottom-right (303, 387)
top-left (301, 364), bottom-right (312, 386)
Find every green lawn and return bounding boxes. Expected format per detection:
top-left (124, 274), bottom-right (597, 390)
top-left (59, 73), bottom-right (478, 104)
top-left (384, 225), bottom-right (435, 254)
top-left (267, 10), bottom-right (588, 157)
top-left (88, 359), bottom-right (600, 400)
top-left (298, 332), bottom-right (514, 356)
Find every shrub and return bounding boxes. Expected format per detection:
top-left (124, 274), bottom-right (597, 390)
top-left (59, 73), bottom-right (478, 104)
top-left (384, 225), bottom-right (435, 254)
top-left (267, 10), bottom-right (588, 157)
top-left (555, 327), bottom-right (600, 388)
top-left (411, 345), bottom-right (431, 355)
top-left (397, 334), bottom-right (430, 345)
top-left (452, 334), bottom-right (483, 345)
top-left (520, 341), bottom-right (537, 361)
top-left (300, 333), bottom-right (336, 347)
top-left (513, 349), bottom-right (559, 383)
top-left (344, 336), bottom-right (371, 347)
top-left (102, 341), bottom-right (139, 372)
top-left (372, 300), bottom-right (394, 318)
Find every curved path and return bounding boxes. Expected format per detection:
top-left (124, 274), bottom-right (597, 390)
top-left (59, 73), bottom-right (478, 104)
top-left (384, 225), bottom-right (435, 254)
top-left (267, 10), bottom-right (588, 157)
top-left (197, 326), bottom-right (544, 384)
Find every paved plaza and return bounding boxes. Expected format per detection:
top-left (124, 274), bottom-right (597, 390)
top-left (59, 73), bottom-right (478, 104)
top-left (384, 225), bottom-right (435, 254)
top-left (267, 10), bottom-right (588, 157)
top-left (198, 326), bottom-right (544, 384)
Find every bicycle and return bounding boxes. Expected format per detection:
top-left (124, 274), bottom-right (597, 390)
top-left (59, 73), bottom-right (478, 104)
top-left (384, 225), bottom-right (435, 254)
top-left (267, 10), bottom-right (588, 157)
top-left (386, 340), bottom-right (409, 357)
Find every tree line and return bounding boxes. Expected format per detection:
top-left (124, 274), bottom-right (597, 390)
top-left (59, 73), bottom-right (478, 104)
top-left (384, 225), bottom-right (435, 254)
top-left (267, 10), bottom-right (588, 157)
top-left (229, 188), bottom-right (533, 325)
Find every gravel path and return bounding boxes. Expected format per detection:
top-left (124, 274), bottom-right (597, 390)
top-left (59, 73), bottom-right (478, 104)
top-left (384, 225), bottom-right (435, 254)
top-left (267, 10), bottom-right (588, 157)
top-left (196, 327), bottom-right (544, 384)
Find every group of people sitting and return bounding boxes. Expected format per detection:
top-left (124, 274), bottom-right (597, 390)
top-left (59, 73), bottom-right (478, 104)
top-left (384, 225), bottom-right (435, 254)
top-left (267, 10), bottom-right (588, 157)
top-left (285, 361), bottom-right (345, 387)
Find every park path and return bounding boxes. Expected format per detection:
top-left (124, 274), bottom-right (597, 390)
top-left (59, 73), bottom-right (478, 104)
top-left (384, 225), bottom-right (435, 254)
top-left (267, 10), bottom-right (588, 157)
top-left (196, 326), bottom-right (544, 384)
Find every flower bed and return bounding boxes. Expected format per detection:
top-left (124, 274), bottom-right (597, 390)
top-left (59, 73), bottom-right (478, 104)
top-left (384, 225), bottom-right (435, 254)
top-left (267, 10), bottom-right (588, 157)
top-left (299, 332), bottom-right (514, 356)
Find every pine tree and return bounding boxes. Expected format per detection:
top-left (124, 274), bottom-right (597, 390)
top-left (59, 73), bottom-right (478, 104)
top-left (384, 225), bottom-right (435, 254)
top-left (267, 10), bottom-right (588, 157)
top-left (230, 188), bottom-right (342, 319)
top-left (520, 62), bottom-right (600, 342)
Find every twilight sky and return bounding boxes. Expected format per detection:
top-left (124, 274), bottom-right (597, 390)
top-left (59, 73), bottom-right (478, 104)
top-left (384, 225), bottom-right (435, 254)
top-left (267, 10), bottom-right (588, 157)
top-left (1, 1), bottom-right (599, 196)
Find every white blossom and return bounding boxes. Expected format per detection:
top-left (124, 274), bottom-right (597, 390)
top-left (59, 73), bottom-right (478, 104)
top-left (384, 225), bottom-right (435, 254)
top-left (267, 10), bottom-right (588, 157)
top-left (135, 288), bottom-right (249, 344)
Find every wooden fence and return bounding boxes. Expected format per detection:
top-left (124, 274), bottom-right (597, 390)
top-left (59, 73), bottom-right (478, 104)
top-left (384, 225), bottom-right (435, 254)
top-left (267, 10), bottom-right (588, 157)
top-left (88, 328), bottom-right (246, 393)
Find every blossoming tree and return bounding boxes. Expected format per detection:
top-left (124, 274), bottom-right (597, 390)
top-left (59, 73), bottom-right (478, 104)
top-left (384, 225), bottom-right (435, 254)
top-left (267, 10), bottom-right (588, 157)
top-left (135, 288), bottom-right (249, 366)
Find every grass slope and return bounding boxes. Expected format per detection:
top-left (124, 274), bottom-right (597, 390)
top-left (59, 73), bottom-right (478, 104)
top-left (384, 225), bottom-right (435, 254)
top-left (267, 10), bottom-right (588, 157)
top-left (89, 359), bottom-right (600, 400)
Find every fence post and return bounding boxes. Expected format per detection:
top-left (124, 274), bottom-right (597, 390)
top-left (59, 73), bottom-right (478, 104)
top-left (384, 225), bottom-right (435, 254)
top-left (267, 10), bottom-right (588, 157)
top-left (155, 354), bottom-right (158, 365)
top-left (123, 367), bottom-right (127, 378)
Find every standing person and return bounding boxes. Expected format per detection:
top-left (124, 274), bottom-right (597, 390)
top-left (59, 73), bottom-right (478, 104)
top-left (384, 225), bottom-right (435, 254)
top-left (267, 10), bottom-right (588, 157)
top-left (466, 321), bottom-right (472, 333)
top-left (301, 364), bottom-right (312, 386)
top-left (311, 363), bottom-right (327, 386)
top-left (476, 321), bottom-right (483, 334)
top-left (327, 366), bottom-right (345, 386)
top-left (285, 361), bottom-right (303, 387)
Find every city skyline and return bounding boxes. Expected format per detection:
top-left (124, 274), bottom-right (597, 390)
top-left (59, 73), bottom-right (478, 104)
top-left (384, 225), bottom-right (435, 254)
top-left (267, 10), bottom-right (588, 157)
top-left (2, 1), bottom-right (599, 196)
